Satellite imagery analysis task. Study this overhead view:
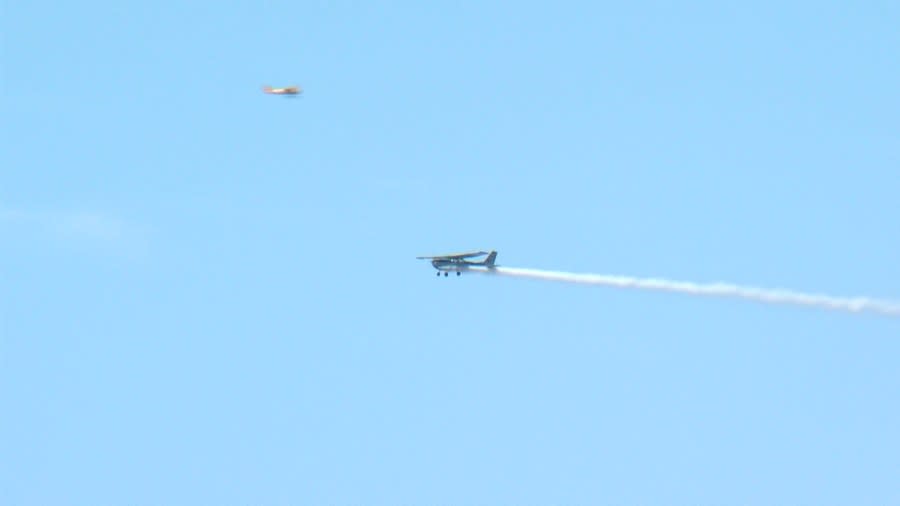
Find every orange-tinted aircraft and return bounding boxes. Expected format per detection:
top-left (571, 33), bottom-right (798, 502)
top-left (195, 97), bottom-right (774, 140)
top-left (262, 85), bottom-right (302, 96)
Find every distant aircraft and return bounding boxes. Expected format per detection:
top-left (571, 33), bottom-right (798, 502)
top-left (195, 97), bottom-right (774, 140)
top-left (417, 250), bottom-right (498, 277)
top-left (262, 85), bottom-right (302, 96)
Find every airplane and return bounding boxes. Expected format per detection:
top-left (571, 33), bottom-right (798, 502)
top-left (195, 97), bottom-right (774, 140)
top-left (262, 85), bottom-right (302, 96)
top-left (416, 250), bottom-right (498, 277)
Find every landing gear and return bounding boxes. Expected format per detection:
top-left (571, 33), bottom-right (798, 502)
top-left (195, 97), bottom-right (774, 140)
top-left (436, 272), bottom-right (440, 277)
top-left (457, 271), bottom-right (461, 276)
top-left (444, 272), bottom-right (449, 277)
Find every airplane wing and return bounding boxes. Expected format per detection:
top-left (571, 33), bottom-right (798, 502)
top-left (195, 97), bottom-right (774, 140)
top-left (416, 250), bottom-right (488, 260)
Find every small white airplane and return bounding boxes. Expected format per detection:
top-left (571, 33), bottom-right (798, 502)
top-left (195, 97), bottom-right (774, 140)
top-left (262, 85), bottom-right (302, 96)
top-left (416, 250), bottom-right (498, 277)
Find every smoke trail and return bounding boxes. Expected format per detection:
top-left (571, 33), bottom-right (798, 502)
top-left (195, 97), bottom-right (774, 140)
top-left (479, 267), bottom-right (900, 318)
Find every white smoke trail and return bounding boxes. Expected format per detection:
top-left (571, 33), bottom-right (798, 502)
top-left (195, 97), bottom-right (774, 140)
top-left (478, 267), bottom-right (900, 318)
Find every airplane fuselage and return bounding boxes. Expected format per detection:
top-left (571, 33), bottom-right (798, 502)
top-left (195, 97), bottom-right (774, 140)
top-left (432, 259), bottom-right (476, 271)
top-left (418, 250), bottom-right (498, 277)
top-left (430, 258), bottom-right (497, 277)
top-left (263, 86), bottom-right (302, 96)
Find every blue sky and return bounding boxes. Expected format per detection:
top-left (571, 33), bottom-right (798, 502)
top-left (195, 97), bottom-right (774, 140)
top-left (3, 1), bottom-right (899, 503)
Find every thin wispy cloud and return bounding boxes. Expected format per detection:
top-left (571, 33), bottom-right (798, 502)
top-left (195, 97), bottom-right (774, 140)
top-left (1, 208), bottom-right (146, 253)
top-left (54, 212), bottom-right (128, 242)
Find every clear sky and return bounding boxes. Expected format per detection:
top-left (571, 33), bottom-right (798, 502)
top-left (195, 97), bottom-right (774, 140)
top-left (3, 1), bottom-right (899, 504)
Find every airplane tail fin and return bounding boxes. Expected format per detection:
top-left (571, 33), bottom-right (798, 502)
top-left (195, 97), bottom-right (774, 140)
top-left (484, 251), bottom-right (498, 267)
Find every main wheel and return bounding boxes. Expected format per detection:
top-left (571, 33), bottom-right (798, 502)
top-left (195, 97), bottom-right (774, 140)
top-left (457, 271), bottom-right (461, 276)
top-left (444, 272), bottom-right (448, 277)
